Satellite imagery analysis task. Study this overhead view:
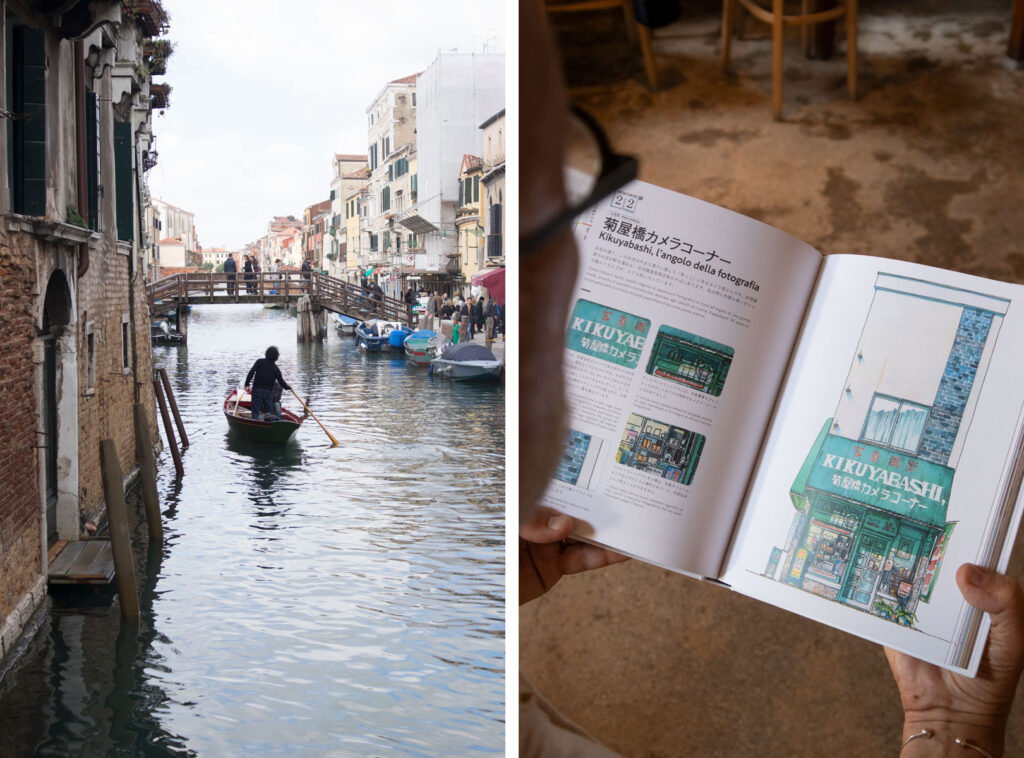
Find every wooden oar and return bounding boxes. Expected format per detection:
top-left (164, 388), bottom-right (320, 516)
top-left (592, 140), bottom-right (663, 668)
top-left (232, 387), bottom-right (244, 416)
top-left (289, 388), bottom-right (339, 446)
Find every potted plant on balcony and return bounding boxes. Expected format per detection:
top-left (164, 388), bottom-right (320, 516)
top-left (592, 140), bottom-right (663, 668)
top-left (150, 83), bottom-right (172, 110)
top-left (143, 39), bottom-right (174, 75)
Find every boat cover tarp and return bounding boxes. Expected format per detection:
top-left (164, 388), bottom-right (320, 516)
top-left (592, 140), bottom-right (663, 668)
top-left (408, 329), bottom-right (437, 340)
top-left (439, 343), bottom-right (497, 361)
top-left (389, 329), bottom-right (409, 347)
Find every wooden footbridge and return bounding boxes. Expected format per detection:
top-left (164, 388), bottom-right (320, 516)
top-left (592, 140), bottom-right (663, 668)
top-left (146, 271), bottom-right (413, 324)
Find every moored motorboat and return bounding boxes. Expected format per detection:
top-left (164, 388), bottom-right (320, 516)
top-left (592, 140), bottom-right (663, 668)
top-left (151, 319), bottom-right (184, 345)
top-left (356, 320), bottom-right (411, 352)
top-left (335, 313), bottom-right (358, 335)
top-left (429, 342), bottom-right (503, 382)
top-left (223, 388), bottom-right (305, 443)
top-left (404, 329), bottom-right (448, 367)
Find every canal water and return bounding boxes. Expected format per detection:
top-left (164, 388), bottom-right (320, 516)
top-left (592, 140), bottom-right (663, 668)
top-left (0, 305), bottom-right (505, 757)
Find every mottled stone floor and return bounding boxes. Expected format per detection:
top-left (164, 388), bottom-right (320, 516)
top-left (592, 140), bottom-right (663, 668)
top-left (521, 1), bottom-right (1024, 755)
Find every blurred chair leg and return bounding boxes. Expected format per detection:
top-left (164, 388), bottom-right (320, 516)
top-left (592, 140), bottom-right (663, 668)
top-left (722, 0), bottom-right (734, 69)
top-left (772, 0), bottom-right (784, 119)
top-left (637, 22), bottom-right (658, 89)
top-left (846, 0), bottom-right (858, 99)
top-left (623, 1), bottom-right (639, 44)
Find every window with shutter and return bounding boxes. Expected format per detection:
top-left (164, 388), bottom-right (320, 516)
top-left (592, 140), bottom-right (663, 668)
top-left (86, 90), bottom-right (100, 229)
top-left (473, 176), bottom-right (479, 203)
top-left (114, 121), bottom-right (134, 241)
top-left (9, 25), bottom-right (46, 216)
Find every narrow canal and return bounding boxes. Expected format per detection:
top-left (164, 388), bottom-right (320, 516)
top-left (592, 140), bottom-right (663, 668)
top-left (0, 304), bottom-right (505, 757)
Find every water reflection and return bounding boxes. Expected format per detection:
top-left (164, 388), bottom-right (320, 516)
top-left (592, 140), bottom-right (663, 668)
top-left (0, 304), bottom-right (504, 756)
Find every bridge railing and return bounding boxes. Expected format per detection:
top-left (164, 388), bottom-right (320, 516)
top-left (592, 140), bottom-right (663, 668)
top-left (312, 272), bottom-right (412, 324)
top-left (146, 271), bottom-right (414, 325)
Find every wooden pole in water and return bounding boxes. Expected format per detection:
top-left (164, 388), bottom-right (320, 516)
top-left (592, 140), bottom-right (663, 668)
top-left (153, 379), bottom-right (184, 477)
top-left (157, 368), bottom-right (189, 447)
top-left (133, 403), bottom-right (163, 542)
top-left (99, 439), bottom-right (140, 619)
top-left (485, 316), bottom-right (495, 350)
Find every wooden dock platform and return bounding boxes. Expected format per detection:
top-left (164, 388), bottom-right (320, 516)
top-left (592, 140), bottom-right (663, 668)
top-left (48, 538), bottom-right (115, 587)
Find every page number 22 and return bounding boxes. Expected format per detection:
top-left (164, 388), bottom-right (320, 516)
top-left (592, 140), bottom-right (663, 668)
top-left (611, 192), bottom-right (638, 214)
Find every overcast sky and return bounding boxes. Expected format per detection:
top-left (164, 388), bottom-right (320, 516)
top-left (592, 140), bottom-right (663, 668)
top-left (146, 1), bottom-right (506, 250)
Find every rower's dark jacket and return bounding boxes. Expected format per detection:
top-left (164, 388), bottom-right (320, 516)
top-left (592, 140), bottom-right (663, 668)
top-left (245, 359), bottom-right (290, 392)
top-left (223, 256), bottom-right (237, 273)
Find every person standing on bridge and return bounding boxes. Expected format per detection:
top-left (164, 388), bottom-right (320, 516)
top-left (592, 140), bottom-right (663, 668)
top-left (301, 258), bottom-right (312, 292)
top-left (243, 255), bottom-right (255, 295)
top-left (224, 253), bottom-right (238, 295)
top-left (245, 346), bottom-right (291, 421)
top-left (371, 281), bottom-right (384, 314)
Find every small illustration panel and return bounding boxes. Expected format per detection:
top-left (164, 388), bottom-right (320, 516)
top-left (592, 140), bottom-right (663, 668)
top-left (616, 413), bottom-right (705, 485)
top-left (566, 299), bottom-right (650, 369)
top-left (645, 326), bottom-right (735, 396)
top-left (554, 430), bottom-right (604, 490)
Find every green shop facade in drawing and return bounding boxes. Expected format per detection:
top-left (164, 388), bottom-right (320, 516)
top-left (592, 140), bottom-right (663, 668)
top-left (645, 326), bottom-right (734, 396)
top-left (769, 275), bottom-right (1008, 627)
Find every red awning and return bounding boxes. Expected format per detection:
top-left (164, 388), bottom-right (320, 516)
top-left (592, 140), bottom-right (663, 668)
top-left (471, 267), bottom-right (505, 305)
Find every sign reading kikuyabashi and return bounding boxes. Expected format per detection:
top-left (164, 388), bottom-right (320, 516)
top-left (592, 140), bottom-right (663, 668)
top-left (806, 434), bottom-right (954, 528)
top-left (566, 299), bottom-right (650, 369)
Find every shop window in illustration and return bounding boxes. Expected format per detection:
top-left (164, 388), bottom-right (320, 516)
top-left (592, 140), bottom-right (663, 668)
top-left (616, 413), bottom-right (705, 485)
top-left (769, 274), bottom-right (1009, 629)
top-left (555, 429), bottom-right (605, 490)
top-left (645, 326), bottom-right (734, 396)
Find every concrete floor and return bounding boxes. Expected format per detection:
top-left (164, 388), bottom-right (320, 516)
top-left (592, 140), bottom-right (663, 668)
top-left (521, 1), bottom-right (1024, 755)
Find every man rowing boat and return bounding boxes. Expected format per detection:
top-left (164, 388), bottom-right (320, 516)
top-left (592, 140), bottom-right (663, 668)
top-left (244, 346), bottom-right (291, 421)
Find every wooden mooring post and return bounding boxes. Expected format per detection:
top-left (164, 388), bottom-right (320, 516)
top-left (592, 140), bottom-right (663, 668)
top-left (133, 403), bottom-right (163, 542)
top-left (157, 368), bottom-right (189, 447)
top-left (99, 439), bottom-right (140, 619)
top-left (153, 378), bottom-right (184, 477)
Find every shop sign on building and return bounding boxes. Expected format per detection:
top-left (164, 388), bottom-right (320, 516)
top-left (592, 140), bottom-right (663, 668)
top-left (805, 435), bottom-right (954, 527)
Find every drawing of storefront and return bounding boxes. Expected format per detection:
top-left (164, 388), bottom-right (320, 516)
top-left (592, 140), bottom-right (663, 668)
top-left (617, 413), bottom-right (705, 485)
top-left (773, 275), bottom-right (1008, 626)
top-left (645, 326), bottom-right (734, 396)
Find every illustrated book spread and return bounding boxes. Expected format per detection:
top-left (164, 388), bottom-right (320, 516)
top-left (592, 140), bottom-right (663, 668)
top-left (540, 180), bottom-right (1024, 676)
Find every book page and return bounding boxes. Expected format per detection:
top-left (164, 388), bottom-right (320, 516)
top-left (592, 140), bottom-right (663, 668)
top-left (723, 255), bottom-right (1024, 675)
top-left (538, 181), bottom-right (822, 577)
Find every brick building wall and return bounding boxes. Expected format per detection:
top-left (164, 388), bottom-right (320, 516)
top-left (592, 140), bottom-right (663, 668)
top-left (77, 242), bottom-right (158, 526)
top-left (919, 307), bottom-right (994, 467)
top-left (0, 238), bottom-right (43, 626)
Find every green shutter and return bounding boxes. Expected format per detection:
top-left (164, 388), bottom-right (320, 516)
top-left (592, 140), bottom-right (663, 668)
top-left (114, 120), bottom-right (134, 241)
top-left (11, 26), bottom-right (46, 216)
top-left (474, 176), bottom-right (479, 203)
top-left (86, 90), bottom-right (99, 229)
top-left (411, 174), bottom-right (417, 194)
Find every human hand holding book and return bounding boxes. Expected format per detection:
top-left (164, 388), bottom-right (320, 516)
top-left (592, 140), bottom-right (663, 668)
top-left (890, 564), bottom-right (1024, 757)
top-left (520, 508), bottom-right (630, 606)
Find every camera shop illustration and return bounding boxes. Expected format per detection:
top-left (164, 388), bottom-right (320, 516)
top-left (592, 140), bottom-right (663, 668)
top-left (767, 274), bottom-right (1008, 627)
top-left (645, 326), bottom-right (734, 397)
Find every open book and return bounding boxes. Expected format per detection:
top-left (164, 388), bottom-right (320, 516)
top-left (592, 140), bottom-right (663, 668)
top-left (541, 180), bottom-right (1024, 676)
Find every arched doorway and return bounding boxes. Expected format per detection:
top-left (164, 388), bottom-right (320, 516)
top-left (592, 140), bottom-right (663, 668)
top-left (40, 269), bottom-right (77, 545)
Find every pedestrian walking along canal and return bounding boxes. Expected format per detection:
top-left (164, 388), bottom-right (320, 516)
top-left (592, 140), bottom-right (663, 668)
top-left (0, 304), bottom-right (505, 756)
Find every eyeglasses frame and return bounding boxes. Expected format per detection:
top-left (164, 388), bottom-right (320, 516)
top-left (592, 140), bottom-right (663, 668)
top-left (520, 106), bottom-right (639, 258)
